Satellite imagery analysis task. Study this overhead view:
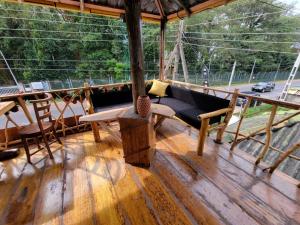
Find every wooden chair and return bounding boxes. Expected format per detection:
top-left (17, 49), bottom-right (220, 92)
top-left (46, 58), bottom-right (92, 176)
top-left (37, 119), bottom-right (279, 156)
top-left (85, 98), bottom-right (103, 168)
top-left (18, 93), bottom-right (62, 163)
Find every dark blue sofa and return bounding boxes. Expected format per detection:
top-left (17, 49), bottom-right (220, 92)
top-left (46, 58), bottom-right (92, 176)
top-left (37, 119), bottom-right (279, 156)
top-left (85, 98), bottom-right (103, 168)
top-left (90, 83), bottom-right (230, 129)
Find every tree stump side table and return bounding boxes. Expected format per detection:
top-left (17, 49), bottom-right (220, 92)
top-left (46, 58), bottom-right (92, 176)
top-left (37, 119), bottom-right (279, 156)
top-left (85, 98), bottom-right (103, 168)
top-left (118, 108), bottom-right (155, 167)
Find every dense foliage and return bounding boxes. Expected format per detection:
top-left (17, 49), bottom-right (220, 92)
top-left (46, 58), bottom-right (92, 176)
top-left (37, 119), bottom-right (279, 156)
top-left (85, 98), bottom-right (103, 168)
top-left (0, 0), bottom-right (299, 87)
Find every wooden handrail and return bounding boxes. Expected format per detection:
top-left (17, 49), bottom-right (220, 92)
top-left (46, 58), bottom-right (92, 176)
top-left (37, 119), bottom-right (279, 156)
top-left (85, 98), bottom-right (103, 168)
top-left (198, 107), bottom-right (232, 120)
top-left (167, 80), bottom-right (300, 110)
top-left (0, 81), bottom-right (133, 100)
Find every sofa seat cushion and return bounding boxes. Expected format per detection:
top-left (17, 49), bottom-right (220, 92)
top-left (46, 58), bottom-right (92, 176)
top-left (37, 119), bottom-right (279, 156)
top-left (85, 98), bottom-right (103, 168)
top-left (159, 97), bottom-right (195, 112)
top-left (177, 108), bottom-right (223, 129)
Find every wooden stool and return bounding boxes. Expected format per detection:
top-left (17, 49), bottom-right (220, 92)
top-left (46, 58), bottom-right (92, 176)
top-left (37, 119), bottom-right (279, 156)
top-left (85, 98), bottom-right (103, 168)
top-left (18, 93), bottom-right (62, 163)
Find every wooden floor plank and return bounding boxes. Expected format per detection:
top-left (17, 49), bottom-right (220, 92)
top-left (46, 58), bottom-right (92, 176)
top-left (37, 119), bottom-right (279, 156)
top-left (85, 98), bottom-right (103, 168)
top-left (98, 133), bottom-right (161, 225)
top-left (131, 165), bottom-right (193, 225)
top-left (1, 154), bottom-right (47, 225)
top-left (83, 133), bottom-right (124, 225)
top-left (33, 147), bottom-right (65, 225)
top-left (0, 153), bottom-right (28, 221)
top-left (62, 135), bottom-right (95, 225)
top-left (157, 120), bottom-right (300, 225)
top-left (165, 119), bottom-right (300, 202)
top-left (0, 117), bottom-right (299, 225)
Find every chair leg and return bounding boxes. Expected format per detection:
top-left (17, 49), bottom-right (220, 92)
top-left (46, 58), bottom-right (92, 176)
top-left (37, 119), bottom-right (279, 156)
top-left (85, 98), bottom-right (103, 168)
top-left (35, 137), bottom-right (41, 149)
top-left (52, 129), bottom-right (62, 145)
top-left (22, 137), bottom-right (31, 164)
top-left (42, 133), bottom-right (54, 159)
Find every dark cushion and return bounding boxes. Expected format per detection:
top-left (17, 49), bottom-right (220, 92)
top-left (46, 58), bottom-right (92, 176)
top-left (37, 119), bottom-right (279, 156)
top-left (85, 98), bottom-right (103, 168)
top-left (91, 88), bottom-right (133, 108)
top-left (94, 98), bottom-right (159, 113)
top-left (159, 97), bottom-right (195, 113)
top-left (166, 86), bottom-right (230, 113)
top-left (177, 108), bottom-right (223, 129)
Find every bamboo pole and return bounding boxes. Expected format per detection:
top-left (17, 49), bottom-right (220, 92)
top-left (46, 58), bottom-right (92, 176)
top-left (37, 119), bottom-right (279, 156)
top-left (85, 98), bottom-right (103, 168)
top-left (230, 96), bottom-right (253, 151)
top-left (268, 142), bottom-right (300, 173)
top-left (159, 19), bottom-right (166, 80)
top-left (215, 89), bottom-right (239, 144)
top-left (197, 118), bottom-right (210, 156)
top-left (255, 105), bottom-right (278, 165)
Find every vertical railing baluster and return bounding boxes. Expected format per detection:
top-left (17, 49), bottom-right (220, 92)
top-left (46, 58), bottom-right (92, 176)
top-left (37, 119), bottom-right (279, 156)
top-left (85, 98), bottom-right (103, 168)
top-left (255, 104), bottom-right (278, 165)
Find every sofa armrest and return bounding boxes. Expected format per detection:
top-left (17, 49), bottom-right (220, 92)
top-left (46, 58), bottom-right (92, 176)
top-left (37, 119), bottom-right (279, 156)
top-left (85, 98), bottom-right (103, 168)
top-left (198, 107), bottom-right (232, 120)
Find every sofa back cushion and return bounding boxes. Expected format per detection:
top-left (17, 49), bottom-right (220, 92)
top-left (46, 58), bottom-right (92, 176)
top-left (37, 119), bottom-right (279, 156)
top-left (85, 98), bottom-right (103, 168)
top-left (166, 85), bottom-right (230, 112)
top-left (91, 86), bottom-right (133, 108)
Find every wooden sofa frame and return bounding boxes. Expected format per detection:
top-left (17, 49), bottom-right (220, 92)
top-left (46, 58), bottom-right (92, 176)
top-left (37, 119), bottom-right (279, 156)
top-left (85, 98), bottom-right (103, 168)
top-left (197, 89), bottom-right (239, 156)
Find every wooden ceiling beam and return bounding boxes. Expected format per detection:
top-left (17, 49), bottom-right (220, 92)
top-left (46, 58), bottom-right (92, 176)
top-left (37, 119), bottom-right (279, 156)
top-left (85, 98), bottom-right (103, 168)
top-left (168, 0), bottom-right (234, 21)
top-left (155, 0), bottom-right (166, 19)
top-left (5, 0), bottom-right (234, 23)
top-left (173, 0), bottom-right (191, 16)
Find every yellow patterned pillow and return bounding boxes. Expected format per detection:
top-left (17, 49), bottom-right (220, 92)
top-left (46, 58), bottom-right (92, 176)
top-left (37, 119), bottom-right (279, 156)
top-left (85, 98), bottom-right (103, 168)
top-left (148, 80), bottom-right (169, 97)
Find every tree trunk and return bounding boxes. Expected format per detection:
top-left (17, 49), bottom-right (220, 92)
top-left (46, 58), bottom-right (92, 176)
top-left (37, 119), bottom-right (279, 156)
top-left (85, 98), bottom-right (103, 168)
top-left (159, 19), bottom-right (166, 80)
top-left (124, 0), bottom-right (145, 113)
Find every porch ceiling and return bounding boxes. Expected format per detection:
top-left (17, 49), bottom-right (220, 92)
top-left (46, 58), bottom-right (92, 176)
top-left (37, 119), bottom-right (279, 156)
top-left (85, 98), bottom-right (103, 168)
top-left (4, 0), bottom-right (235, 23)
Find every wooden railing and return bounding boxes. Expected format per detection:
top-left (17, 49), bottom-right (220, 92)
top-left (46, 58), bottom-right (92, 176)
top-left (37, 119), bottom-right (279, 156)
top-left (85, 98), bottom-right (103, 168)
top-left (1, 79), bottom-right (299, 185)
top-left (0, 82), bottom-right (131, 149)
top-left (167, 80), bottom-right (300, 183)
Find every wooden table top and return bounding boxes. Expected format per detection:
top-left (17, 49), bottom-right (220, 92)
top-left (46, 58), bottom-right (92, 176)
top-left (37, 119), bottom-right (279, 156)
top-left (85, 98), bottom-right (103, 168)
top-left (79, 106), bottom-right (130, 122)
top-left (151, 103), bottom-right (175, 118)
top-left (0, 101), bottom-right (15, 117)
top-left (79, 103), bottom-right (175, 123)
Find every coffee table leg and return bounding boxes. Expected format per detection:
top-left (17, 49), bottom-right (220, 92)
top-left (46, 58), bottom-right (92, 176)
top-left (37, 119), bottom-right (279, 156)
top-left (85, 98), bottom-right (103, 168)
top-left (154, 115), bottom-right (166, 130)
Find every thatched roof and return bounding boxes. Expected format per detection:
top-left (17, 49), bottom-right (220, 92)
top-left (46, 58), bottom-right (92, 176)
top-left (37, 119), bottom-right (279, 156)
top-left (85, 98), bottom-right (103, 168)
top-left (5, 0), bottom-right (234, 22)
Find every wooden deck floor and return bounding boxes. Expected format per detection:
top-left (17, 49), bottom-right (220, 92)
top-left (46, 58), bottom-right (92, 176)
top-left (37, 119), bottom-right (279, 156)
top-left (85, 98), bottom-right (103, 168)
top-left (0, 119), bottom-right (299, 225)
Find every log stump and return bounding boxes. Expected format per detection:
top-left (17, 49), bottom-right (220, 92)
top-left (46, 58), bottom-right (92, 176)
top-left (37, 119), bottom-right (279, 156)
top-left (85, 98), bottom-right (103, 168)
top-left (118, 108), bottom-right (155, 167)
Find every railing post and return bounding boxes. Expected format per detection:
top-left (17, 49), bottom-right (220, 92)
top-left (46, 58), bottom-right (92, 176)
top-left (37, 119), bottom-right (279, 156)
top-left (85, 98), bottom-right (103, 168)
top-left (268, 142), bottom-right (300, 173)
top-left (255, 104), bottom-right (277, 165)
top-left (197, 118), bottom-right (210, 156)
top-left (215, 89), bottom-right (239, 144)
top-left (230, 96), bottom-right (253, 151)
top-left (84, 83), bottom-right (101, 143)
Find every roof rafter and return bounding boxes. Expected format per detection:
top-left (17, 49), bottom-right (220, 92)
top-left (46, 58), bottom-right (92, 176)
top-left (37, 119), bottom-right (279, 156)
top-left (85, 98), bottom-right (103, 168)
top-left (4, 0), bottom-right (235, 23)
top-left (173, 0), bottom-right (191, 16)
top-left (155, 0), bottom-right (166, 19)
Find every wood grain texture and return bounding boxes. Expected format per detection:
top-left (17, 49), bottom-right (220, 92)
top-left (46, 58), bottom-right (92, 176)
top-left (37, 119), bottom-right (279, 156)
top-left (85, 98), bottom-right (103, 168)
top-left (0, 118), bottom-right (299, 225)
top-left (0, 101), bottom-right (15, 117)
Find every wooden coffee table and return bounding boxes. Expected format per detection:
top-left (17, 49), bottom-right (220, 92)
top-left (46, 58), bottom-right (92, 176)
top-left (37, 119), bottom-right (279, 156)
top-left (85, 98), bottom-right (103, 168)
top-left (79, 103), bottom-right (175, 142)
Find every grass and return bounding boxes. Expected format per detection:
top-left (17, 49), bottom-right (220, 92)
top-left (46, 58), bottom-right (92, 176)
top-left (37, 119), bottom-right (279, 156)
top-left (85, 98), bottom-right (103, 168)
top-left (244, 104), bottom-right (291, 118)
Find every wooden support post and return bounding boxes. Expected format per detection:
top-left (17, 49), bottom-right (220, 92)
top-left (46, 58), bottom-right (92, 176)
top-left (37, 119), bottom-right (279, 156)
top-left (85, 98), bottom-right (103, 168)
top-left (17, 96), bottom-right (33, 124)
top-left (255, 105), bottom-right (277, 165)
top-left (215, 89), bottom-right (239, 144)
top-left (172, 45), bottom-right (180, 80)
top-left (230, 96), bottom-right (253, 151)
top-left (159, 19), bottom-right (166, 80)
top-left (124, 0), bottom-right (146, 113)
top-left (228, 60), bottom-right (236, 90)
top-left (197, 118), bottom-right (210, 156)
top-left (268, 142), bottom-right (300, 173)
top-left (248, 59), bottom-right (256, 83)
top-left (84, 83), bottom-right (101, 143)
top-left (178, 20), bottom-right (189, 83)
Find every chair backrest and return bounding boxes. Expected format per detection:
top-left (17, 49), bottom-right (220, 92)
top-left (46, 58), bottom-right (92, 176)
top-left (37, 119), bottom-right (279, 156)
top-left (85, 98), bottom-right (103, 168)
top-left (31, 93), bottom-right (53, 130)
